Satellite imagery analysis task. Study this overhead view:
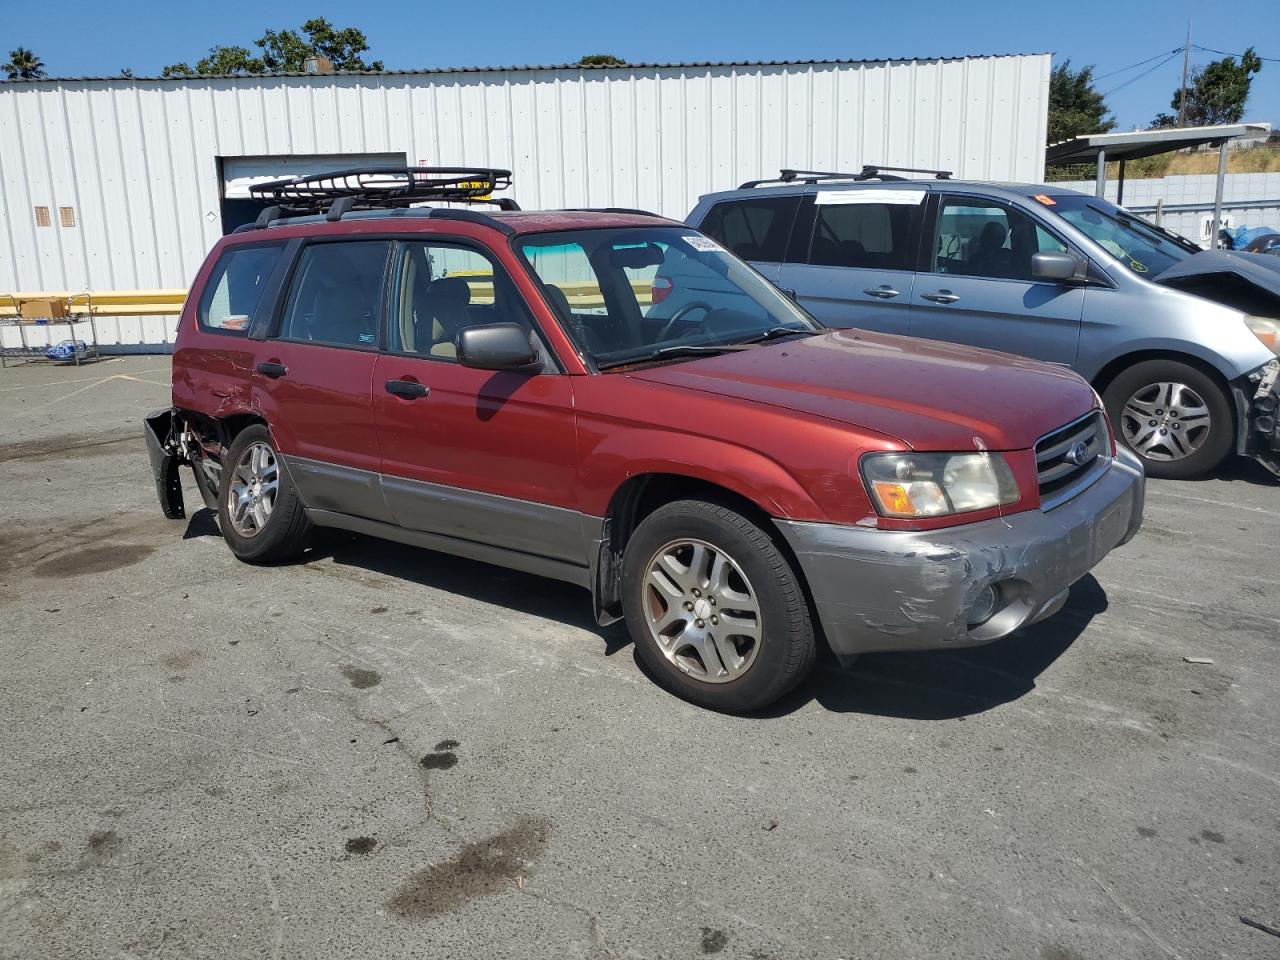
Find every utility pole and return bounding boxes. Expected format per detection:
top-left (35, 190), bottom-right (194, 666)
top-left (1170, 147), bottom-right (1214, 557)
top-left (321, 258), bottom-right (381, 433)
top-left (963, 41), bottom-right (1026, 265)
top-left (1177, 22), bottom-right (1191, 127)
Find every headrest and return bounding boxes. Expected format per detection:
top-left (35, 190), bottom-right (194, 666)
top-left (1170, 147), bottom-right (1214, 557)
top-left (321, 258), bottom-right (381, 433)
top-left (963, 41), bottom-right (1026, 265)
top-left (428, 276), bottom-right (472, 309)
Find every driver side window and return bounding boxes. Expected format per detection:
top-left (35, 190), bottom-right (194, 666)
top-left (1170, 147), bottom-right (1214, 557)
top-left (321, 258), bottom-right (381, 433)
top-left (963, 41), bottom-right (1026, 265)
top-left (932, 199), bottom-right (1065, 282)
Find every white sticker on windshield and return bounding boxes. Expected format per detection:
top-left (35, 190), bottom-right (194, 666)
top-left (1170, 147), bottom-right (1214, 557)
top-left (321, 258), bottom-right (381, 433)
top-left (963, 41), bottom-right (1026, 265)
top-left (814, 189), bottom-right (926, 206)
top-left (683, 235), bottom-right (723, 252)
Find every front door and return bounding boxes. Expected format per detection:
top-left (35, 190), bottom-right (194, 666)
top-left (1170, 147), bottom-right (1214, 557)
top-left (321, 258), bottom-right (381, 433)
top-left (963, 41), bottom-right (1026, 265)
top-left (909, 196), bottom-right (1084, 366)
top-left (371, 240), bottom-right (585, 564)
top-left (254, 238), bottom-right (394, 522)
top-left (775, 190), bottom-right (925, 335)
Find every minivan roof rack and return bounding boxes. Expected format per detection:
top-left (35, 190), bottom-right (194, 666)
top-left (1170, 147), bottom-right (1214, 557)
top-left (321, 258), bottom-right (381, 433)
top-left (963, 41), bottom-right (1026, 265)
top-left (739, 165), bottom-right (952, 188)
top-left (247, 167), bottom-right (519, 225)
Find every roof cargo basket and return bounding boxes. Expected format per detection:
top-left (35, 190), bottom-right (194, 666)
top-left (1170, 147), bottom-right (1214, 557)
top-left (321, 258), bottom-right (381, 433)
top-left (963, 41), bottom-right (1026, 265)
top-left (739, 165), bottom-right (952, 188)
top-left (247, 167), bottom-right (519, 222)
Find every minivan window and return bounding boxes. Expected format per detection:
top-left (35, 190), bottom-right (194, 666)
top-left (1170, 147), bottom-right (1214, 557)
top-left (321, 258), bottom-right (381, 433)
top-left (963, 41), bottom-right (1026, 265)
top-left (391, 242), bottom-right (538, 361)
top-left (278, 241), bottom-right (391, 348)
top-left (1047, 194), bottom-right (1191, 277)
top-left (809, 200), bottom-right (920, 270)
top-left (198, 244), bottom-right (284, 334)
top-left (932, 199), bottom-right (1067, 282)
top-left (698, 196), bottom-right (801, 263)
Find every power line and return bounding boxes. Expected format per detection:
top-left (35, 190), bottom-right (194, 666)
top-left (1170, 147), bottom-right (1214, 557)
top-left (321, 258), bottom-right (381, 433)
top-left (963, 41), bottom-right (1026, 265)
top-left (1191, 44), bottom-right (1280, 63)
top-left (1102, 51), bottom-right (1182, 97)
top-left (1095, 48), bottom-right (1181, 81)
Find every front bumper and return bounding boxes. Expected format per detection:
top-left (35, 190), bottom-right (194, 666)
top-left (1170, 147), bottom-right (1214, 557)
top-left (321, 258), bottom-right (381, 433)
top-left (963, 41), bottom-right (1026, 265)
top-left (1239, 359), bottom-right (1280, 475)
top-left (777, 448), bottom-right (1145, 663)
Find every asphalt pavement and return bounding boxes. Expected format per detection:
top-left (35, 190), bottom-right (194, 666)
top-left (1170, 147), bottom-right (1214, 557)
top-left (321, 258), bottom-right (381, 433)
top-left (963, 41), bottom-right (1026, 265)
top-left (1, 356), bottom-right (1278, 960)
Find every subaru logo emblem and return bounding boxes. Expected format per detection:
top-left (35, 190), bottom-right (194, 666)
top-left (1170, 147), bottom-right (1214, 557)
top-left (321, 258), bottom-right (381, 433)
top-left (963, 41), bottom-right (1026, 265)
top-left (1065, 441), bottom-right (1090, 466)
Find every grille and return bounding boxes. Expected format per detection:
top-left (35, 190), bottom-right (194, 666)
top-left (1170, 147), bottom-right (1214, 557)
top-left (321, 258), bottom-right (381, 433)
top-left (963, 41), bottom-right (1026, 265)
top-left (1035, 411), bottom-right (1109, 510)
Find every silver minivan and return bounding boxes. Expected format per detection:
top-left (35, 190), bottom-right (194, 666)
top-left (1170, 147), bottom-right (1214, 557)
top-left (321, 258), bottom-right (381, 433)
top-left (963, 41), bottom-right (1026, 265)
top-left (684, 171), bottom-right (1280, 479)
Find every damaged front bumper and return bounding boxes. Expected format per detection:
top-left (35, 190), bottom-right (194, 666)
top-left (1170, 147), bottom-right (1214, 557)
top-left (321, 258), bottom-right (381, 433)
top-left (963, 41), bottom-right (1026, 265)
top-left (1240, 359), bottom-right (1280, 475)
top-left (776, 448), bottom-right (1145, 664)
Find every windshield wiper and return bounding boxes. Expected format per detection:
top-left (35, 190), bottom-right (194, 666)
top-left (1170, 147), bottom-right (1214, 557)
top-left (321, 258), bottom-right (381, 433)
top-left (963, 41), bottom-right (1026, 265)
top-left (1096, 205), bottom-right (1199, 254)
top-left (735, 325), bottom-right (814, 345)
top-left (596, 343), bottom-right (756, 370)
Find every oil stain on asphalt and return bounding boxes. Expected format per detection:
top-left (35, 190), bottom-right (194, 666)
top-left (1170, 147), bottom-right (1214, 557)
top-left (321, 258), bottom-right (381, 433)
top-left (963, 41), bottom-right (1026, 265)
top-left (34, 544), bottom-right (154, 578)
top-left (340, 665), bottom-right (381, 689)
top-left (387, 818), bottom-right (549, 920)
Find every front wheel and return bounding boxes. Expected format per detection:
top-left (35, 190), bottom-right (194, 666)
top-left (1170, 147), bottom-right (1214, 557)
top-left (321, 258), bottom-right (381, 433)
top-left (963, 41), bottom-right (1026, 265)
top-left (1102, 359), bottom-right (1234, 480)
top-left (620, 499), bottom-right (816, 712)
top-left (217, 425), bottom-right (311, 563)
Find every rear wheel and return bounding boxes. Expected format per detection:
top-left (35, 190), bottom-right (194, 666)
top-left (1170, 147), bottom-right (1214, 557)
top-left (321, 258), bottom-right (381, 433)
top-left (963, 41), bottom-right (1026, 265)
top-left (1102, 359), bottom-right (1234, 480)
top-left (620, 499), bottom-right (815, 712)
top-left (217, 425), bottom-right (310, 563)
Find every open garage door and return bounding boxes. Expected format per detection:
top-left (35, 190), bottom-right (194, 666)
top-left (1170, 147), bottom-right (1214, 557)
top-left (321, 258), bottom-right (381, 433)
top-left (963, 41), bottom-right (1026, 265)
top-left (219, 153), bottom-right (407, 232)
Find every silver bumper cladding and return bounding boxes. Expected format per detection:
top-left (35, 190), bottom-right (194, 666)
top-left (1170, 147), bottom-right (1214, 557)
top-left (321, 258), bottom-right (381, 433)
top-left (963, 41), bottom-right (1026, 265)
top-left (777, 448), bottom-right (1145, 663)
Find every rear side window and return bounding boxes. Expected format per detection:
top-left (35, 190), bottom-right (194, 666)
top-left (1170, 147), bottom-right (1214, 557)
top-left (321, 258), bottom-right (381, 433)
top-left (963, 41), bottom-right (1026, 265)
top-left (808, 197), bottom-right (923, 271)
top-left (278, 241), bottom-right (391, 348)
top-left (697, 196), bottom-right (800, 263)
top-left (198, 244), bottom-right (284, 334)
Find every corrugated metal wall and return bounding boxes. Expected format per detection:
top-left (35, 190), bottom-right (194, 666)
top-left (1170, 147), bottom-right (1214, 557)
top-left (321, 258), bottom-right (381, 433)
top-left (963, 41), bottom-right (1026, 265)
top-left (0, 55), bottom-right (1050, 350)
top-left (1053, 172), bottom-right (1280, 247)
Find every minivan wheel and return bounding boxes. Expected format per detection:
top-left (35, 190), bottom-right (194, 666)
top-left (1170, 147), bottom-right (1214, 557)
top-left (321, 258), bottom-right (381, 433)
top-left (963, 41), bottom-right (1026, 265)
top-left (217, 425), bottom-right (310, 563)
top-left (620, 499), bottom-right (816, 712)
top-left (1102, 360), bottom-right (1234, 480)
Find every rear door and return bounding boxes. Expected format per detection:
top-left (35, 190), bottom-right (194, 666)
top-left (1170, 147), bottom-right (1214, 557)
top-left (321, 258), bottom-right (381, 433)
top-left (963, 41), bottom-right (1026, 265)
top-left (774, 188), bottom-right (925, 335)
top-left (371, 238), bottom-right (585, 564)
top-left (909, 195), bottom-right (1085, 365)
top-left (254, 238), bottom-right (394, 522)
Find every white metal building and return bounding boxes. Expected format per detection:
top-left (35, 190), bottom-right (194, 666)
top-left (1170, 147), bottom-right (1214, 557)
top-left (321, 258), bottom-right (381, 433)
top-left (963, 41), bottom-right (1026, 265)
top-left (0, 54), bottom-right (1051, 350)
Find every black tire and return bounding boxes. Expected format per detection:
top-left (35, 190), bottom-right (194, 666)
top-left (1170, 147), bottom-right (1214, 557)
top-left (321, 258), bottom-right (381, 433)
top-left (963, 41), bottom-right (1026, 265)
top-left (1102, 359), bottom-right (1234, 480)
top-left (217, 425), bottom-right (311, 564)
top-left (620, 499), bottom-right (816, 712)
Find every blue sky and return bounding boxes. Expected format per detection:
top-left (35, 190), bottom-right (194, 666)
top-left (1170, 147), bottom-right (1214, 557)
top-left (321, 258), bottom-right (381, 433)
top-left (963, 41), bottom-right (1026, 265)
top-left (3, 0), bottom-right (1277, 131)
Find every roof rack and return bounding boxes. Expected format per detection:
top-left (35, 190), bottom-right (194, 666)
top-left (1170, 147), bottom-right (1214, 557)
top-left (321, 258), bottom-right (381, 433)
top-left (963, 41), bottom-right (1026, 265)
top-left (247, 167), bottom-right (519, 227)
top-left (739, 165), bottom-right (952, 188)
top-left (559, 206), bottom-right (671, 218)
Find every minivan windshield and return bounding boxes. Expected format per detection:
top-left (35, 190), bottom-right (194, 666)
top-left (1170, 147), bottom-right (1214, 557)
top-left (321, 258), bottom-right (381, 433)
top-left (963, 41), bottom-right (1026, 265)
top-left (1048, 194), bottom-right (1198, 278)
top-left (515, 227), bottom-right (819, 369)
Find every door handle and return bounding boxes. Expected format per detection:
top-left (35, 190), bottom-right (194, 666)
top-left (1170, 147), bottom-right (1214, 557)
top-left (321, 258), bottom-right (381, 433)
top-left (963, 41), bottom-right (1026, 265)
top-left (921, 290), bottom-right (961, 304)
top-left (863, 285), bottom-right (900, 299)
top-left (384, 379), bottom-right (430, 399)
top-left (256, 360), bottom-right (288, 378)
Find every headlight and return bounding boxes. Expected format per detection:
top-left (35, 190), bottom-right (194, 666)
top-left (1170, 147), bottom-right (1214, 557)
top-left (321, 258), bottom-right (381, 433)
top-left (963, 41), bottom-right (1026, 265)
top-left (861, 452), bottom-right (1020, 519)
top-left (1246, 316), bottom-right (1280, 355)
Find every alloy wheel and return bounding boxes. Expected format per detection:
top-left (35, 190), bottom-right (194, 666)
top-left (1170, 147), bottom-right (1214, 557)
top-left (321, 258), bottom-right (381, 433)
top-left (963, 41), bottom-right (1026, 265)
top-left (642, 538), bottom-right (762, 683)
top-left (227, 441), bottom-right (279, 537)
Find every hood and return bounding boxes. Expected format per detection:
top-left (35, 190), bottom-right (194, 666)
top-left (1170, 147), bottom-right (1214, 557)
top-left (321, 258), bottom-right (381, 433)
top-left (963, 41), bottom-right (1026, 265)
top-left (1155, 250), bottom-right (1280, 318)
top-left (626, 329), bottom-right (1097, 452)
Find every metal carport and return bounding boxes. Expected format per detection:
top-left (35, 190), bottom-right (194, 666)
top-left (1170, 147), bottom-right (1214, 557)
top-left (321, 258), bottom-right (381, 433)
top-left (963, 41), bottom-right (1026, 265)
top-left (1046, 123), bottom-right (1271, 248)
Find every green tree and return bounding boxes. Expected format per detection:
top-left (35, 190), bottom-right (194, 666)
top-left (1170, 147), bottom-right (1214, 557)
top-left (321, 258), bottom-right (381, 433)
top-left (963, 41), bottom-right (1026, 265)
top-left (577, 54), bottom-right (627, 67)
top-left (1047, 59), bottom-right (1114, 144)
top-left (258, 18), bottom-right (382, 71)
top-left (1162, 48), bottom-right (1263, 126)
top-left (4, 47), bottom-right (47, 80)
top-left (161, 19), bottom-right (381, 77)
top-left (163, 45), bottom-right (264, 77)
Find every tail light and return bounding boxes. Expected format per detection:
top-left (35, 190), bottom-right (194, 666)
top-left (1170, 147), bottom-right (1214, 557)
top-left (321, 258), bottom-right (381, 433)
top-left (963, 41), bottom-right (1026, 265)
top-left (651, 276), bottom-right (673, 304)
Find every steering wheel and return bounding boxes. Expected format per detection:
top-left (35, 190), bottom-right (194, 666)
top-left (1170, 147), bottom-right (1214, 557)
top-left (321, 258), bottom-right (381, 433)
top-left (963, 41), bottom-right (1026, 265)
top-left (655, 301), bottom-right (713, 342)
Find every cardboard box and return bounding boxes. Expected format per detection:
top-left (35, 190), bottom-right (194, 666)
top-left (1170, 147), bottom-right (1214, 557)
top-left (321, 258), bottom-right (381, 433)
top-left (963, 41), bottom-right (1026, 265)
top-left (18, 297), bottom-right (69, 320)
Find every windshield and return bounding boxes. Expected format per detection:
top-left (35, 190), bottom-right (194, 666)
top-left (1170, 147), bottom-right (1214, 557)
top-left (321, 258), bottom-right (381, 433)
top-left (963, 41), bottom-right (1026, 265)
top-left (515, 227), bottom-right (819, 368)
top-left (1048, 194), bottom-right (1197, 278)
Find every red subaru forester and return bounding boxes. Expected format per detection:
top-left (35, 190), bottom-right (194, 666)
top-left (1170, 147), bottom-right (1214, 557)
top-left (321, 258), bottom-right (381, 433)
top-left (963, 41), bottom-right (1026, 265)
top-left (145, 168), bottom-right (1145, 712)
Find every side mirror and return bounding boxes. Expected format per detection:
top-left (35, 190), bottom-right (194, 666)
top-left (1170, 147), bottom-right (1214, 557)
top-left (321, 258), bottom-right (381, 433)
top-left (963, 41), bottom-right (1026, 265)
top-left (1031, 251), bottom-right (1081, 283)
top-left (456, 323), bottom-right (540, 372)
